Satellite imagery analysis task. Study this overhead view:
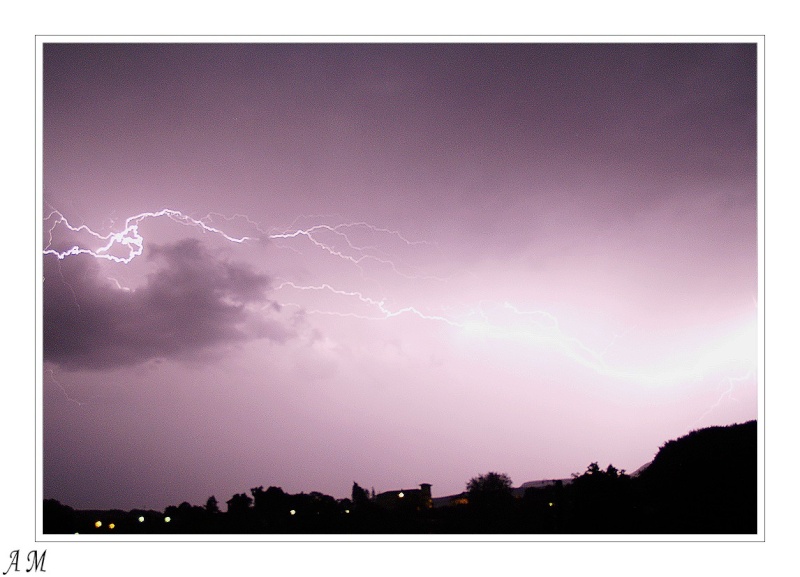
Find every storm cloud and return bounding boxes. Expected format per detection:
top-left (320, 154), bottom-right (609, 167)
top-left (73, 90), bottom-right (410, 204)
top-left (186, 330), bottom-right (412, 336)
top-left (43, 237), bottom-right (293, 370)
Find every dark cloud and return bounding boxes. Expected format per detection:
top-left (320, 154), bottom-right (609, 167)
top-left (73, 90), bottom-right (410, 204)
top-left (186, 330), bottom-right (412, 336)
top-left (43, 238), bottom-right (293, 370)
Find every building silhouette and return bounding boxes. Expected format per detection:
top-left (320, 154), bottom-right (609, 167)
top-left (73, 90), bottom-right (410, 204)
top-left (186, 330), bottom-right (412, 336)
top-left (375, 483), bottom-right (432, 511)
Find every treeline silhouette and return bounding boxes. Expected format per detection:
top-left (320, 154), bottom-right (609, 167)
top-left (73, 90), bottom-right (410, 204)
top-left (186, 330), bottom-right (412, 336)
top-left (44, 421), bottom-right (756, 534)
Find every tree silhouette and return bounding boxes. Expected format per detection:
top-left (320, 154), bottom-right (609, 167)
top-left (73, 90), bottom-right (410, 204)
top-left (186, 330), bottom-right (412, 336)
top-left (205, 495), bottom-right (219, 514)
top-left (250, 485), bottom-right (290, 522)
top-left (464, 472), bottom-right (516, 531)
top-left (352, 482), bottom-right (370, 506)
top-left (569, 462), bottom-right (633, 533)
top-left (466, 472), bottom-right (513, 501)
top-left (226, 492), bottom-right (253, 515)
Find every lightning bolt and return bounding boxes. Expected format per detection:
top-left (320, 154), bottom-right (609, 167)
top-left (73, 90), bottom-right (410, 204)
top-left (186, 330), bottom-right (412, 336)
top-left (43, 206), bottom-right (755, 407)
top-left (45, 366), bottom-right (88, 407)
top-left (106, 277), bottom-right (132, 292)
top-left (273, 282), bottom-right (706, 386)
top-left (267, 222), bottom-right (444, 280)
top-left (44, 208), bottom-right (253, 264)
top-left (275, 280), bottom-right (461, 327)
top-left (694, 371), bottom-right (753, 426)
top-left (44, 209), bottom-right (441, 280)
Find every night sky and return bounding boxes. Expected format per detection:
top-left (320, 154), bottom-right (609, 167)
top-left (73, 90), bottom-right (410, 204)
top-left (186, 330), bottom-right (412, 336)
top-left (42, 42), bottom-right (757, 511)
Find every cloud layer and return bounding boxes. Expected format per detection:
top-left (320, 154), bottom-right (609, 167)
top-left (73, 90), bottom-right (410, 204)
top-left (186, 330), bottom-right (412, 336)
top-left (44, 238), bottom-right (292, 370)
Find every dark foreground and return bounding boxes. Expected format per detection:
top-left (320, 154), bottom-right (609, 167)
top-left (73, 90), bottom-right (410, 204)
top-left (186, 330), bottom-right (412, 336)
top-left (44, 421), bottom-right (757, 535)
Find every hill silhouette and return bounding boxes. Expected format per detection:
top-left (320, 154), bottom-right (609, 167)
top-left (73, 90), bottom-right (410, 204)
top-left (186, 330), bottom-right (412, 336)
top-left (635, 420), bottom-right (757, 533)
top-left (43, 420), bottom-right (757, 534)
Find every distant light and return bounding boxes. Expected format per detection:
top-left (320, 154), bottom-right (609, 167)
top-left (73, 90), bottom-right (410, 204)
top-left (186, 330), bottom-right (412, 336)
top-left (94, 521), bottom-right (102, 528)
top-left (289, 510), bottom-right (296, 516)
top-left (345, 509), bottom-right (350, 514)
top-left (398, 492), bottom-right (404, 498)
top-left (548, 502), bottom-right (554, 507)
top-left (164, 516), bottom-right (171, 523)
top-left (108, 523), bottom-right (115, 530)
top-left (138, 516), bottom-right (145, 523)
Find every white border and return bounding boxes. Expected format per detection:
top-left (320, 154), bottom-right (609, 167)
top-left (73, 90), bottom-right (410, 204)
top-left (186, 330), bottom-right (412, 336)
top-left (34, 35), bottom-right (765, 545)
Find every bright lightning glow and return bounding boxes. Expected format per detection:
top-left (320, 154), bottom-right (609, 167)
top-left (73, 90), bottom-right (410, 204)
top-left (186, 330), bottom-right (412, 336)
top-left (273, 280), bottom-right (735, 387)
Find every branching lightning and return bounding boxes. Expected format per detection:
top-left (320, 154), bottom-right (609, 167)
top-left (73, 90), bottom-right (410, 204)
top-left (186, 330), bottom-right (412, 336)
top-left (275, 280), bottom-right (461, 327)
top-left (44, 208), bottom-right (440, 280)
top-left (45, 366), bottom-right (87, 407)
top-left (44, 208), bottom-right (252, 264)
top-left (268, 222), bottom-right (444, 280)
top-left (43, 206), bottom-right (755, 419)
top-left (694, 371), bottom-right (753, 426)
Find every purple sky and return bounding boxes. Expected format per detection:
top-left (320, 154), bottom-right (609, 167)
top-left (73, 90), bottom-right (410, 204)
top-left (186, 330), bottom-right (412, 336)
top-left (42, 42), bottom-right (757, 511)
